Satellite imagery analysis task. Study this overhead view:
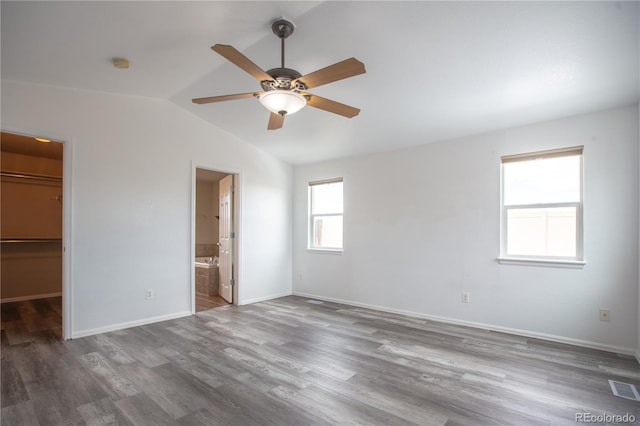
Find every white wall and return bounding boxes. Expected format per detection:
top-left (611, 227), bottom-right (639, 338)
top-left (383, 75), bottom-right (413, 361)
top-left (1, 80), bottom-right (293, 337)
top-left (293, 105), bottom-right (639, 353)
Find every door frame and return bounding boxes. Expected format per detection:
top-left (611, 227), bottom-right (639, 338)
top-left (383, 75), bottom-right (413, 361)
top-left (190, 161), bottom-right (241, 313)
top-left (1, 128), bottom-right (73, 340)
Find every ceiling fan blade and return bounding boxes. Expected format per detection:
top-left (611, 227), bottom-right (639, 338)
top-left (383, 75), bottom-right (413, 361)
top-left (192, 92), bottom-right (259, 104)
top-left (294, 58), bottom-right (366, 89)
top-left (305, 94), bottom-right (361, 118)
top-left (212, 44), bottom-right (274, 82)
top-left (268, 112), bottom-right (285, 130)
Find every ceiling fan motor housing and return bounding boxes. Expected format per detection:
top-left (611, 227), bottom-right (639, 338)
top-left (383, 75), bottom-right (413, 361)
top-left (262, 67), bottom-right (306, 91)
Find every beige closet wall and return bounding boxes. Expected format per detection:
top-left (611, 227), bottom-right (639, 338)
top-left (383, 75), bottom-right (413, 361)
top-left (1, 140), bottom-right (63, 301)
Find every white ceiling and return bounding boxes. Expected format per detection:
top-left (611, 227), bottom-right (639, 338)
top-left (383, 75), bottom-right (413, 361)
top-left (2, 1), bottom-right (638, 165)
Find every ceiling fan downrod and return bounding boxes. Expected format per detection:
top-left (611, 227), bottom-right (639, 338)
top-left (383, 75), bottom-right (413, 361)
top-left (271, 18), bottom-right (294, 69)
top-left (261, 19), bottom-right (304, 92)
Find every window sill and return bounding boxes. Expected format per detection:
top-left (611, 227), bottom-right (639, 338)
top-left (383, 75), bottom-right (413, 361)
top-left (497, 257), bottom-right (586, 269)
top-left (307, 248), bottom-right (343, 255)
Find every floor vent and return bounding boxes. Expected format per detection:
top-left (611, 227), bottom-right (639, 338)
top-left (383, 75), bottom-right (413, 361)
top-left (608, 380), bottom-right (640, 401)
top-left (306, 299), bottom-right (324, 305)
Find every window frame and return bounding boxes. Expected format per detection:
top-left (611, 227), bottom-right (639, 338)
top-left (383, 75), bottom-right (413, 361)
top-left (308, 177), bottom-right (344, 252)
top-left (499, 146), bottom-right (585, 267)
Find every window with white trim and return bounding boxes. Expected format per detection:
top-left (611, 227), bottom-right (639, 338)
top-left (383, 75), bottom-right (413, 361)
top-left (309, 178), bottom-right (343, 250)
top-left (501, 147), bottom-right (583, 261)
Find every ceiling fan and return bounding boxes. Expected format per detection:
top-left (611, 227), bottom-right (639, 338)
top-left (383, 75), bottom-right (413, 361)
top-left (192, 18), bottom-right (366, 130)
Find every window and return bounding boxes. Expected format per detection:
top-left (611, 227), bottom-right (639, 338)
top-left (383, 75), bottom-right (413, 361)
top-left (501, 146), bottom-right (583, 263)
top-left (309, 178), bottom-right (343, 250)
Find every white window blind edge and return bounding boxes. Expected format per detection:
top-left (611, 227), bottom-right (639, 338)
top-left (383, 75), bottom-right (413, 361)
top-left (309, 177), bottom-right (343, 186)
top-left (501, 146), bottom-right (583, 164)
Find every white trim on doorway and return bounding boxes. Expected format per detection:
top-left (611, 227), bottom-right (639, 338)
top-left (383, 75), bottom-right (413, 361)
top-left (1, 128), bottom-right (73, 340)
top-left (190, 161), bottom-right (242, 314)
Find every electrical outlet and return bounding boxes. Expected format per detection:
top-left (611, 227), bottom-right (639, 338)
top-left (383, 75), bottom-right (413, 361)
top-left (599, 309), bottom-right (610, 322)
top-left (146, 289), bottom-right (154, 300)
top-left (462, 291), bottom-right (470, 303)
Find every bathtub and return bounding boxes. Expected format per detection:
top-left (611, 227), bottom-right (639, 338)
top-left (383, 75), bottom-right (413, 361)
top-left (195, 257), bottom-right (219, 296)
top-left (195, 256), bottom-right (217, 269)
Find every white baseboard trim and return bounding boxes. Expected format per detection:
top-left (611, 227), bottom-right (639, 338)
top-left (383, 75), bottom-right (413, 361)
top-left (72, 310), bottom-right (192, 339)
top-left (72, 291), bottom-right (291, 339)
top-left (1, 292), bottom-right (62, 303)
top-left (293, 291), bottom-right (636, 357)
top-left (240, 291), bottom-right (292, 305)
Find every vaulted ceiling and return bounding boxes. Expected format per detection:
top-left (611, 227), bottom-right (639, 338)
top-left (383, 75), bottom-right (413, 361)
top-left (2, 1), bottom-right (638, 164)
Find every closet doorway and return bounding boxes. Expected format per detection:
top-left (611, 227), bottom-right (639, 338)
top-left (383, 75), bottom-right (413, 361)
top-left (193, 167), bottom-right (239, 313)
top-left (1, 131), bottom-right (66, 339)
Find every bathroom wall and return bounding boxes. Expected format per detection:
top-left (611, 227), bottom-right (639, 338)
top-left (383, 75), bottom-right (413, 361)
top-left (195, 179), bottom-right (219, 257)
top-left (1, 139), bottom-right (63, 301)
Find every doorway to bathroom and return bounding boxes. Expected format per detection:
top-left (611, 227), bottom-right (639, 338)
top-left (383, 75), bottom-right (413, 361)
top-left (193, 167), bottom-right (238, 313)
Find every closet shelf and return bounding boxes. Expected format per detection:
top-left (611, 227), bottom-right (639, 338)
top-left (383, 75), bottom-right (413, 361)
top-left (1, 171), bottom-right (62, 182)
top-left (1, 238), bottom-right (62, 243)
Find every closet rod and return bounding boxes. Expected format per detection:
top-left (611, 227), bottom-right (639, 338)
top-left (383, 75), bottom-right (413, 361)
top-left (1, 238), bottom-right (62, 243)
top-left (1, 171), bottom-right (62, 183)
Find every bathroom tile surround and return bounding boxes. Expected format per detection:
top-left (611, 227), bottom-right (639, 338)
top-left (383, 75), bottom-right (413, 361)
top-left (196, 243), bottom-right (218, 258)
top-left (196, 265), bottom-right (218, 296)
top-left (195, 243), bottom-right (219, 297)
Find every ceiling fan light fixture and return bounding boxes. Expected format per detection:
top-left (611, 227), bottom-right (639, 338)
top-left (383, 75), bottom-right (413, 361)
top-left (259, 90), bottom-right (306, 115)
top-left (193, 18), bottom-right (365, 129)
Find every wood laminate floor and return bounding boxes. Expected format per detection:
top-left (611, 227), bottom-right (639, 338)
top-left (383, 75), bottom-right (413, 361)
top-left (2, 295), bottom-right (639, 425)
top-left (196, 294), bottom-right (229, 312)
